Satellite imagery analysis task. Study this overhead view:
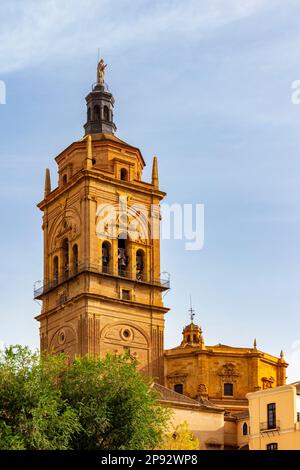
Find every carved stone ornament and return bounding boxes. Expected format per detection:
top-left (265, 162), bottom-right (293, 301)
top-left (218, 362), bottom-right (240, 382)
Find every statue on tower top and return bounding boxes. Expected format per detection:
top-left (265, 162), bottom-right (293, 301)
top-left (97, 58), bottom-right (107, 85)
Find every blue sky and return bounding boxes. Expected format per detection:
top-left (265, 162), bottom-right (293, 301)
top-left (0, 0), bottom-right (300, 381)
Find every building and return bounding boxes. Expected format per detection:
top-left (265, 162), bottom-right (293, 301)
top-left (34, 60), bottom-right (289, 449)
top-left (165, 320), bottom-right (287, 414)
top-left (247, 382), bottom-right (300, 450)
top-left (154, 384), bottom-right (225, 450)
top-left (34, 59), bottom-right (169, 384)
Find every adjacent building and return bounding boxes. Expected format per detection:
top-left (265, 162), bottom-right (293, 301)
top-left (247, 382), bottom-right (300, 450)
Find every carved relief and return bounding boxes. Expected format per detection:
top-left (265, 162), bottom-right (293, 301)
top-left (197, 383), bottom-right (208, 396)
top-left (95, 200), bottom-right (150, 242)
top-left (102, 323), bottom-right (148, 348)
top-left (218, 362), bottom-right (240, 381)
top-left (48, 207), bottom-right (81, 253)
top-left (261, 376), bottom-right (275, 389)
top-left (49, 325), bottom-right (77, 352)
top-left (167, 373), bottom-right (188, 385)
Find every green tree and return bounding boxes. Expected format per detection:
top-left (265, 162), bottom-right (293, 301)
top-left (60, 353), bottom-right (170, 450)
top-left (0, 345), bottom-right (79, 450)
top-left (159, 421), bottom-right (199, 450)
top-left (0, 346), bottom-right (170, 450)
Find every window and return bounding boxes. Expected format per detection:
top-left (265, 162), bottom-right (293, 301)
top-left (103, 105), bottom-right (109, 121)
top-left (122, 329), bottom-right (131, 339)
top-left (136, 249), bottom-right (145, 280)
top-left (73, 244), bottom-right (78, 274)
top-left (267, 403), bottom-right (276, 430)
top-left (87, 107), bottom-right (91, 121)
top-left (118, 234), bottom-right (128, 277)
top-left (174, 384), bottom-right (183, 394)
top-left (297, 412), bottom-right (300, 423)
top-left (186, 334), bottom-right (191, 343)
top-left (102, 241), bottom-right (110, 273)
top-left (53, 256), bottom-right (59, 285)
top-left (122, 289), bottom-right (130, 301)
top-left (242, 422), bottom-right (248, 436)
top-left (224, 383), bottom-right (233, 396)
top-left (266, 443), bottom-right (278, 450)
top-left (62, 239), bottom-right (69, 279)
top-left (120, 168), bottom-right (128, 181)
top-left (62, 174), bottom-right (67, 186)
top-left (94, 105), bottom-right (100, 120)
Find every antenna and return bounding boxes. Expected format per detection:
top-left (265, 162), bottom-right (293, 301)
top-left (188, 295), bottom-right (195, 323)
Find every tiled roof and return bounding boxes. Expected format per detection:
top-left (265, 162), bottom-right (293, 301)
top-left (153, 383), bottom-right (224, 412)
top-left (153, 383), bottom-right (200, 405)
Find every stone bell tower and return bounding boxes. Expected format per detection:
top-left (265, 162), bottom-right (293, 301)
top-left (35, 60), bottom-right (169, 383)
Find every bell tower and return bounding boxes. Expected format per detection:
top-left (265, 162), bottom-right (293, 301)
top-left (35, 60), bottom-right (169, 383)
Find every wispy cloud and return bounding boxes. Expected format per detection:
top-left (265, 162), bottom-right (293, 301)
top-left (0, 0), bottom-right (277, 74)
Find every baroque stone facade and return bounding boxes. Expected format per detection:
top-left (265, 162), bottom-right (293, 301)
top-left (165, 322), bottom-right (288, 414)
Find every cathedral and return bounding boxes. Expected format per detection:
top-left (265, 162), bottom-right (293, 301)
top-left (34, 61), bottom-right (288, 449)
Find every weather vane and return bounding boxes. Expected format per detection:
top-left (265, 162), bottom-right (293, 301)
top-left (188, 295), bottom-right (195, 323)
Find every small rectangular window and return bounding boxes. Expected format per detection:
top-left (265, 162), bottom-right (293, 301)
top-left (122, 289), bottom-right (130, 301)
top-left (266, 443), bottom-right (278, 450)
top-left (174, 383), bottom-right (183, 394)
top-left (224, 383), bottom-right (233, 396)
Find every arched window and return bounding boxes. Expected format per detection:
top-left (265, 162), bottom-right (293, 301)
top-left (118, 233), bottom-right (128, 277)
top-left (224, 383), bottom-right (233, 396)
top-left (242, 422), bottom-right (248, 436)
top-left (62, 238), bottom-right (69, 279)
top-left (62, 174), bottom-right (67, 186)
top-left (53, 256), bottom-right (59, 285)
top-left (87, 107), bottom-right (91, 121)
top-left (120, 168), bottom-right (128, 181)
top-left (187, 334), bottom-right (191, 343)
top-left (102, 241), bottom-right (111, 273)
top-left (103, 105), bottom-right (109, 121)
top-left (93, 105), bottom-right (100, 121)
top-left (136, 249), bottom-right (144, 280)
top-left (73, 244), bottom-right (78, 274)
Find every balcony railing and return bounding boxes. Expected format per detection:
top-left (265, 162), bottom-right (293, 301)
top-left (260, 421), bottom-right (280, 432)
top-left (34, 262), bottom-right (170, 298)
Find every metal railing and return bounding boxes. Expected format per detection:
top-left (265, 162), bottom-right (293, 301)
top-left (260, 421), bottom-right (280, 432)
top-left (34, 262), bottom-right (170, 298)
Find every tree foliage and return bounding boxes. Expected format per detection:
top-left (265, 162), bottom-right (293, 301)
top-left (0, 346), bottom-right (170, 450)
top-left (159, 421), bottom-right (199, 450)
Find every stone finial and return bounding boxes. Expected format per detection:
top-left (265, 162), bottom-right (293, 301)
top-left (44, 168), bottom-right (51, 197)
top-left (280, 349), bottom-right (284, 359)
top-left (151, 156), bottom-right (159, 188)
top-left (253, 338), bottom-right (257, 350)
